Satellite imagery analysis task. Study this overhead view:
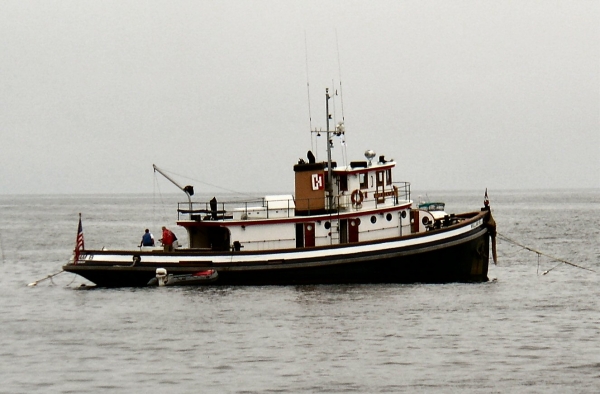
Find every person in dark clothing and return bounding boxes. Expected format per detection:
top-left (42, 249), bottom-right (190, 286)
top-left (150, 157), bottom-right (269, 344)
top-left (140, 229), bottom-right (155, 247)
top-left (210, 197), bottom-right (218, 220)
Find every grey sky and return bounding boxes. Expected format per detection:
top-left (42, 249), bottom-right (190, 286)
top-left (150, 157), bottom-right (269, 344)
top-left (1, 1), bottom-right (598, 195)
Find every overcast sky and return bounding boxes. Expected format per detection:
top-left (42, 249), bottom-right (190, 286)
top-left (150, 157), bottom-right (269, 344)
top-left (1, 1), bottom-right (598, 196)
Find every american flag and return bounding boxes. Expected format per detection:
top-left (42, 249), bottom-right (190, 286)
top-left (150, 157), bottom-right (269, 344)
top-left (74, 213), bottom-right (84, 264)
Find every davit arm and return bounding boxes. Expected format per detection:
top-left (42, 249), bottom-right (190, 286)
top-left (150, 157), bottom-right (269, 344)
top-left (153, 164), bottom-right (194, 213)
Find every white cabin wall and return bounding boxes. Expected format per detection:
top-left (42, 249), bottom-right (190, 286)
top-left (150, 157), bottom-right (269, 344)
top-left (355, 211), bottom-right (401, 242)
top-left (400, 208), bottom-right (412, 236)
top-left (228, 223), bottom-right (296, 251)
top-left (314, 220), bottom-right (333, 247)
top-left (224, 207), bottom-right (413, 251)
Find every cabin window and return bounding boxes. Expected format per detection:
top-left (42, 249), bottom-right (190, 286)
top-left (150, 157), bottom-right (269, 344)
top-left (339, 175), bottom-right (348, 191)
top-left (359, 173), bottom-right (368, 189)
top-left (386, 169), bottom-right (392, 185)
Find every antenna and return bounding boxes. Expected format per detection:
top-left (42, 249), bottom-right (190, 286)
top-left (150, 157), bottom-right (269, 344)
top-left (331, 79), bottom-right (336, 130)
top-left (335, 30), bottom-right (348, 166)
top-left (304, 31), bottom-right (314, 152)
top-left (335, 30), bottom-right (346, 124)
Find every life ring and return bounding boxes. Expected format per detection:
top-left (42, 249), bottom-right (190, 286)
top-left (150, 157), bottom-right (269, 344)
top-left (351, 189), bottom-right (364, 206)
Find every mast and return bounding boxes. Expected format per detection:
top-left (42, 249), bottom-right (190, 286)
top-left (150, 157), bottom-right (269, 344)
top-left (325, 88), bottom-right (333, 210)
top-left (153, 164), bottom-right (194, 213)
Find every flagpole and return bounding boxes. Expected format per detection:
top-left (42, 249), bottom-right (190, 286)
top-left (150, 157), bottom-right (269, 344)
top-left (74, 213), bottom-right (84, 264)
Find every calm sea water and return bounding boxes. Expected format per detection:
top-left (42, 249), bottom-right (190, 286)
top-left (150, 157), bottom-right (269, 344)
top-left (0, 190), bottom-right (598, 393)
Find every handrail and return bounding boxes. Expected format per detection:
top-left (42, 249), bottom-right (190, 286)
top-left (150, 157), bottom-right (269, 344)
top-left (176, 182), bottom-right (412, 221)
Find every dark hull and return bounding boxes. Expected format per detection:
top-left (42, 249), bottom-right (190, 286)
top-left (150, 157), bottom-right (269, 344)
top-left (218, 230), bottom-right (490, 285)
top-left (64, 213), bottom-right (492, 287)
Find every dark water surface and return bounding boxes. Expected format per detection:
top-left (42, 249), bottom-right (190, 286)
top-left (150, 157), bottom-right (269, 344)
top-left (1, 190), bottom-right (598, 393)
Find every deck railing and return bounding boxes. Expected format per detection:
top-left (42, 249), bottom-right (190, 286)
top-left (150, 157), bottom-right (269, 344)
top-left (177, 182), bottom-right (411, 221)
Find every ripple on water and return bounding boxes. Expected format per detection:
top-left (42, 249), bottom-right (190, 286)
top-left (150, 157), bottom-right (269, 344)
top-left (0, 191), bottom-right (599, 393)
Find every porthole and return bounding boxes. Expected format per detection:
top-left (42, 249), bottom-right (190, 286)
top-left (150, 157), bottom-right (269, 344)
top-left (371, 216), bottom-right (377, 224)
top-left (307, 225), bottom-right (313, 231)
top-left (324, 221), bottom-right (331, 230)
top-left (422, 217), bottom-right (429, 225)
top-left (401, 211), bottom-right (407, 219)
top-left (386, 213), bottom-right (393, 221)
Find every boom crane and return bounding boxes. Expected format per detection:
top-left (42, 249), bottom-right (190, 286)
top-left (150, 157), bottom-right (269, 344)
top-left (153, 164), bottom-right (194, 213)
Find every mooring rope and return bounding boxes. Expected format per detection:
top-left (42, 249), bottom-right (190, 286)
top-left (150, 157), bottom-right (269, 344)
top-left (27, 270), bottom-right (65, 287)
top-left (497, 232), bottom-right (596, 275)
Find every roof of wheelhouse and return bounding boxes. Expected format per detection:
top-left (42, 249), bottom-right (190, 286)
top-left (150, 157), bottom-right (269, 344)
top-left (294, 157), bottom-right (395, 174)
top-left (332, 160), bottom-right (396, 175)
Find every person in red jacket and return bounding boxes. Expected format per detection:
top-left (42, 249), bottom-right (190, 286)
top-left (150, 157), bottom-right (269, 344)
top-left (160, 226), bottom-right (174, 252)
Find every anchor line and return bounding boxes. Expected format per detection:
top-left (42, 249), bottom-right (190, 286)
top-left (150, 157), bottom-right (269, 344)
top-left (27, 270), bottom-right (65, 287)
top-left (64, 273), bottom-right (77, 286)
top-left (47, 271), bottom-right (77, 286)
top-left (496, 232), bottom-right (596, 275)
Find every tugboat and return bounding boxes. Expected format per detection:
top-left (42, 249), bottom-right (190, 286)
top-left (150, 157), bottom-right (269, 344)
top-left (63, 89), bottom-right (496, 287)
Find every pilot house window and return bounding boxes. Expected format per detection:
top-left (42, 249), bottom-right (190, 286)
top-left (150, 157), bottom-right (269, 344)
top-left (359, 173), bottom-right (368, 189)
top-left (339, 175), bottom-right (348, 191)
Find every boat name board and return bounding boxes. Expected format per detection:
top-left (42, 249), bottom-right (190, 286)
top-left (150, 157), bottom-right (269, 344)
top-left (374, 190), bottom-right (397, 199)
top-left (471, 219), bottom-right (483, 229)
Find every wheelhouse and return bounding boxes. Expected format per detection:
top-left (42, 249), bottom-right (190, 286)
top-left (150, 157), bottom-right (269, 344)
top-left (176, 154), bottom-right (415, 252)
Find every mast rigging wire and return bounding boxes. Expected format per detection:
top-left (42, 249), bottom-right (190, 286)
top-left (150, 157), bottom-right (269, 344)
top-left (153, 172), bottom-right (171, 219)
top-left (155, 167), bottom-right (254, 198)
